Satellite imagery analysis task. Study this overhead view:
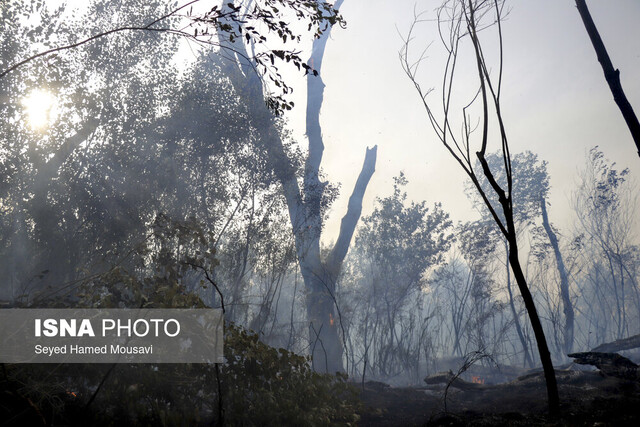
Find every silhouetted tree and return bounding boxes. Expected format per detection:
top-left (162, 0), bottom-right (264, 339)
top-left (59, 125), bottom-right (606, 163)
top-left (400, 0), bottom-right (560, 415)
top-left (575, 0), bottom-right (640, 158)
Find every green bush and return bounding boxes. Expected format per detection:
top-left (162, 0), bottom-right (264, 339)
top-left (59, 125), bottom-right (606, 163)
top-left (4, 216), bottom-right (360, 425)
top-left (3, 325), bottom-right (360, 426)
top-left (222, 323), bottom-right (360, 426)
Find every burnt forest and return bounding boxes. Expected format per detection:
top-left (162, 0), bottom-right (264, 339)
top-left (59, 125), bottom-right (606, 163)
top-left (1, 0), bottom-right (640, 425)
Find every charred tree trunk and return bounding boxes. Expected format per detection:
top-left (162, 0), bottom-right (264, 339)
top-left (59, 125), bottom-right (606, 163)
top-left (504, 242), bottom-right (534, 368)
top-left (467, 0), bottom-right (560, 412)
top-left (592, 333), bottom-right (640, 353)
top-left (540, 197), bottom-right (574, 354)
top-left (506, 230), bottom-right (560, 417)
top-left (575, 0), bottom-right (640, 158)
top-left (475, 150), bottom-right (560, 416)
top-left (569, 351), bottom-right (639, 380)
top-left (401, 0), bottom-right (560, 415)
top-left (303, 265), bottom-right (344, 373)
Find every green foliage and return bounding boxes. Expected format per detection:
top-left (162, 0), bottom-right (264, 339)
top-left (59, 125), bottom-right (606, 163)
top-left (7, 215), bottom-right (359, 425)
top-left (0, 0), bottom-right (305, 305)
top-left (357, 172), bottom-right (454, 292)
top-left (222, 323), bottom-right (361, 426)
top-left (0, 0), bottom-right (346, 116)
top-left (4, 323), bottom-right (361, 426)
top-left (188, 0), bottom-right (346, 115)
top-left (343, 173), bottom-right (454, 380)
top-left (1, 2), bottom-right (359, 425)
top-left (28, 213), bottom-right (217, 309)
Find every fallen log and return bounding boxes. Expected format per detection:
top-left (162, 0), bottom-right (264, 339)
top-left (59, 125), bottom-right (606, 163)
top-left (592, 333), bottom-right (640, 353)
top-left (568, 351), bottom-right (639, 380)
top-left (424, 371), bottom-right (485, 391)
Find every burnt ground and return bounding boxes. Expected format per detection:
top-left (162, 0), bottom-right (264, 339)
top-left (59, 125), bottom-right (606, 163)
top-left (357, 370), bottom-right (640, 426)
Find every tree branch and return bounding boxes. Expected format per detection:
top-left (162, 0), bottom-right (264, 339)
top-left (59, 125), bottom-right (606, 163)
top-left (302, 0), bottom-right (345, 254)
top-left (327, 145), bottom-right (377, 270)
top-left (575, 0), bottom-right (640, 158)
top-left (0, 0), bottom-right (201, 80)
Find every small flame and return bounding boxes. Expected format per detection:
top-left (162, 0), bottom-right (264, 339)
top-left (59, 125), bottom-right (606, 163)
top-left (471, 376), bottom-right (484, 384)
top-left (66, 391), bottom-right (77, 398)
top-left (329, 313), bottom-right (334, 326)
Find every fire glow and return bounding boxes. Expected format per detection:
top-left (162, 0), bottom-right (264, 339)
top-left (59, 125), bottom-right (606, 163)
top-left (471, 376), bottom-right (485, 385)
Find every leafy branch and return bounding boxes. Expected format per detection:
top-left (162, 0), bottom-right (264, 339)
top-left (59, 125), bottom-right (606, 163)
top-left (0, 0), bottom-right (345, 116)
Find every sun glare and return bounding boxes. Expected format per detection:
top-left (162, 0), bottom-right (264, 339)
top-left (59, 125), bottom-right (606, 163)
top-left (22, 89), bottom-right (57, 130)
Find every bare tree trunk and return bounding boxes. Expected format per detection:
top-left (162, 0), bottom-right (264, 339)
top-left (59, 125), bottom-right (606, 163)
top-left (303, 146), bottom-right (376, 374)
top-left (540, 197), bottom-right (574, 354)
top-left (301, 0), bottom-right (375, 372)
top-left (218, 1), bottom-right (376, 373)
top-left (575, 0), bottom-right (640, 158)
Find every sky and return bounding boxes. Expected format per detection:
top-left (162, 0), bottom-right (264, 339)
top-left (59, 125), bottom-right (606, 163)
top-left (279, 0), bottom-right (640, 245)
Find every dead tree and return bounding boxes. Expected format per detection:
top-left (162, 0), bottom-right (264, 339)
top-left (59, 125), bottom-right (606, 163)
top-left (569, 351), bottom-right (639, 380)
top-left (400, 0), bottom-right (559, 416)
top-left (592, 333), bottom-right (640, 353)
top-left (540, 196), bottom-right (574, 354)
top-left (218, 0), bottom-right (377, 374)
top-left (575, 0), bottom-right (640, 158)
